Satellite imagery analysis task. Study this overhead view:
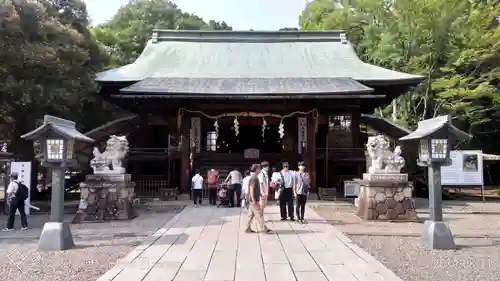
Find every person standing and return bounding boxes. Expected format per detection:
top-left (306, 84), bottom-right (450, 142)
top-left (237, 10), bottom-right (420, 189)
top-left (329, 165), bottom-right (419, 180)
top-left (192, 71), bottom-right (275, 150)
top-left (278, 162), bottom-right (295, 221)
top-left (294, 162), bottom-right (310, 224)
top-left (3, 172), bottom-right (28, 231)
top-left (258, 161), bottom-right (270, 215)
top-left (207, 168), bottom-right (219, 205)
top-left (271, 166), bottom-right (281, 205)
top-left (241, 170), bottom-right (251, 209)
top-left (191, 170), bottom-right (204, 207)
top-left (246, 164), bottom-right (272, 234)
top-left (225, 168), bottom-right (242, 207)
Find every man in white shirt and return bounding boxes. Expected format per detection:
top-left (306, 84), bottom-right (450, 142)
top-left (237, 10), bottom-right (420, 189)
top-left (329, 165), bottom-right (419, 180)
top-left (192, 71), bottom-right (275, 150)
top-left (258, 161), bottom-right (270, 215)
top-left (225, 168), bottom-right (242, 207)
top-left (3, 172), bottom-right (28, 231)
top-left (191, 170), bottom-right (203, 207)
top-left (278, 162), bottom-right (295, 221)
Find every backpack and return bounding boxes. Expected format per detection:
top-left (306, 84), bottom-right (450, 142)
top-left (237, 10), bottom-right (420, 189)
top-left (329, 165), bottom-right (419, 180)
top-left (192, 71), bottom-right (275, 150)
top-left (14, 181), bottom-right (29, 201)
top-left (207, 170), bottom-right (217, 185)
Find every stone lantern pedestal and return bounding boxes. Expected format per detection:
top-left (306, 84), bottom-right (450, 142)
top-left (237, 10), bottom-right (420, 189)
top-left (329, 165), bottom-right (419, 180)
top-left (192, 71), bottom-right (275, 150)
top-left (354, 173), bottom-right (418, 221)
top-left (72, 173), bottom-right (136, 223)
top-left (72, 135), bottom-right (137, 223)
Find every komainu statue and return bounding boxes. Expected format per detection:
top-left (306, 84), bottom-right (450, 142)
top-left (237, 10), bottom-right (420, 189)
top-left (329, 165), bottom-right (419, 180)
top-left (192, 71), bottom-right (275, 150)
top-left (90, 135), bottom-right (129, 174)
top-left (365, 135), bottom-right (405, 174)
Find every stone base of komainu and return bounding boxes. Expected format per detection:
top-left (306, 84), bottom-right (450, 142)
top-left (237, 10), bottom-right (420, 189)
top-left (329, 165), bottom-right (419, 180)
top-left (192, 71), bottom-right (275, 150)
top-left (355, 173), bottom-right (418, 221)
top-left (72, 174), bottom-right (137, 223)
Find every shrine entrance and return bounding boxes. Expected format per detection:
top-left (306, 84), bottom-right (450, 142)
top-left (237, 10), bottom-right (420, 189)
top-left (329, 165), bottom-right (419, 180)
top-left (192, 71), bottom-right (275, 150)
top-left (216, 121), bottom-right (283, 154)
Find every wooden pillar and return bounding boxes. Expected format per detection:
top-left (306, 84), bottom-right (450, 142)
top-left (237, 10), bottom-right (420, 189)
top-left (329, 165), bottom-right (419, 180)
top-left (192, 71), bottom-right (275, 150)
top-left (307, 114), bottom-right (317, 193)
top-left (351, 111), bottom-right (364, 178)
top-left (351, 111), bottom-right (361, 148)
top-left (180, 112), bottom-right (190, 193)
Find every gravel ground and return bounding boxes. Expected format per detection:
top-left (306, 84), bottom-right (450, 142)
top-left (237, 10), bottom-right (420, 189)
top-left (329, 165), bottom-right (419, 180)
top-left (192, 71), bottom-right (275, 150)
top-left (0, 205), bottom-right (184, 281)
top-left (350, 235), bottom-right (500, 281)
top-left (312, 203), bottom-right (500, 281)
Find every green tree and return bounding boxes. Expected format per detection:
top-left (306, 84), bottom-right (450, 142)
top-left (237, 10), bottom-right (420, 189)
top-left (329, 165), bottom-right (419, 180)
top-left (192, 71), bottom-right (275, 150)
top-left (300, 0), bottom-right (500, 152)
top-left (92, 0), bottom-right (232, 68)
top-left (0, 0), bottom-right (106, 159)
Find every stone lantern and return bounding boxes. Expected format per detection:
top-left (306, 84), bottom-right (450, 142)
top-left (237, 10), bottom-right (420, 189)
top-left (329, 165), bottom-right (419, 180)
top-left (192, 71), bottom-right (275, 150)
top-left (400, 115), bottom-right (470, 250)
top-left (21, 115), bottom-right (94, 251)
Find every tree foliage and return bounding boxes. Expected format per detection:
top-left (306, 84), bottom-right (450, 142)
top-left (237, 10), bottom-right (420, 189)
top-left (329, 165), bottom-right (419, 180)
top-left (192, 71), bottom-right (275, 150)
top-left (300, 0), bottom-right (500, 152)
top-left (91, 0), bottom-right (232, 68)
top-left (0, 0), bottom-right (107, 158)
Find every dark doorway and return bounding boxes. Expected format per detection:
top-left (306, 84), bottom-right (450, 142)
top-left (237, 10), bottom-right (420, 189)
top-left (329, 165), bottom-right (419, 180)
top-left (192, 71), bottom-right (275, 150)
top-left (218, 125), bottom-right (282, 153)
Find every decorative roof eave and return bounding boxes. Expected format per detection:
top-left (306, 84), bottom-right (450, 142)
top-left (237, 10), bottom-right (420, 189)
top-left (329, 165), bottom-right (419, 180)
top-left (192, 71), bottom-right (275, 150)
top-left (399, 115), bottom-right (471, 141)
top-left (119, 77), bottom-right (374, 96)
top-left (360, 114), bottom-right (411, 139)
top-left (22, 116), bottom-right (94, 143)
top-left (111, 93), bottom-right (385, 99)
top-left (359, 76), bottom-right (425, 87)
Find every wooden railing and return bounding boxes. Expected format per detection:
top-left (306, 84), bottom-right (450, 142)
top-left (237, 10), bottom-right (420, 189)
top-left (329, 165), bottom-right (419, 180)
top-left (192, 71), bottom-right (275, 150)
top-left (134, 176), bottom-right (178, 199)
top-left (127, 147), bottom-right (180, 160)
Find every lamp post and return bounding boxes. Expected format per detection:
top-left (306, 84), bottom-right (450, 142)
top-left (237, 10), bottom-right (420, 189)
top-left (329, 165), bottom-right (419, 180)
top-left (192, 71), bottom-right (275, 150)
top-left (22, 115), bottom-right (93, 251)
top-left (400, 115), bottom-right (470, 250)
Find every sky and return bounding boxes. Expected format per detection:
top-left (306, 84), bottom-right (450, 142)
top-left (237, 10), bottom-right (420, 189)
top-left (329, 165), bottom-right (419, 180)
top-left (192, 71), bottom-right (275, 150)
top-left (83, 0), bottom-right (308, 30)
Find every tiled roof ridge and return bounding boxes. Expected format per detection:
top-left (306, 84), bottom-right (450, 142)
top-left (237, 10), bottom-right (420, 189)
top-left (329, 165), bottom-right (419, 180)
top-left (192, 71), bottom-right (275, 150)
top-left (151, 29), bottom-right (347, 43)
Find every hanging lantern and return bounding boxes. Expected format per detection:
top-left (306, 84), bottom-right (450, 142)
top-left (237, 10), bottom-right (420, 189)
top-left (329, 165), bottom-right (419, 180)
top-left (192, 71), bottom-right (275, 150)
top-left (262, 118), bottom-right (267, 142)
top-left (233, 116), bottom-right (239, 136)
top-left (278, 120), bottom-right (285, 139)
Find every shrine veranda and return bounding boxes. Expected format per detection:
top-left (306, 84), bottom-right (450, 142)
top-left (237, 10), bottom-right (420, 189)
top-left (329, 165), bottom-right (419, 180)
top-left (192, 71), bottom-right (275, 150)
top-left (92, 30), bottom-right (424, 196)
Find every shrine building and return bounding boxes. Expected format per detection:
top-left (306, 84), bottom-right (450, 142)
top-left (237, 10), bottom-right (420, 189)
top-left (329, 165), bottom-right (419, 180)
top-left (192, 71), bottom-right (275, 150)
top-left (86, 29), bottom-right (424, 197)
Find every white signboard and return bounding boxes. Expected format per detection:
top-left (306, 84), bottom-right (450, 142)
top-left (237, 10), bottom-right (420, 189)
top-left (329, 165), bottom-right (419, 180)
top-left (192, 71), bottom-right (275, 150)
top-left (10, 162), bottom-right (32, 215)
top-left (441, 150), bottom-right (483, 186)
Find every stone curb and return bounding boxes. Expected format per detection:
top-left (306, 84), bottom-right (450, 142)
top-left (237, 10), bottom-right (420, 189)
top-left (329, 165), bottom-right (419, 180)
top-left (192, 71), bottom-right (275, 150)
top-left (345, 231), bottom-right (500, 239)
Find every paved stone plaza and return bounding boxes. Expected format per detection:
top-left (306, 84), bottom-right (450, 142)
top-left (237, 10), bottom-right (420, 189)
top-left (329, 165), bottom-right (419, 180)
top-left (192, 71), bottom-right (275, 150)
top-left (97, 205), bottom-right (403, 281)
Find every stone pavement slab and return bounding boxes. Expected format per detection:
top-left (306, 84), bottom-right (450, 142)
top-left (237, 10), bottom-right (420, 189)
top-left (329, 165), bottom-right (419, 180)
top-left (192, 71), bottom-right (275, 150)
top-left (97, 204), bottom-right (404, 281)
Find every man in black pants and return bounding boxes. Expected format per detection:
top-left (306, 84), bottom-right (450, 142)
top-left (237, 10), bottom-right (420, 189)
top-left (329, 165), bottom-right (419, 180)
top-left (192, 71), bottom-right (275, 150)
top-left (191, 170), bottom-right (203, 207)
top-left (278, 162), bottom-right (295, 221)
top-left (294, 162), bottom-right (310, 224)
top-left (3, 173), bottom-right (28, 231)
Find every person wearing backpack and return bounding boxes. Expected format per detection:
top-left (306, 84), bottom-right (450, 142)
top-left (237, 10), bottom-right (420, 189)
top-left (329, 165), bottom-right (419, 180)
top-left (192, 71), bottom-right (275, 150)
top-left (207, 169), bottom-right (219, 205)
top-left (294, 162), bottom-right (310, 224)
top-left (3, 172), bottom-right (28, 231)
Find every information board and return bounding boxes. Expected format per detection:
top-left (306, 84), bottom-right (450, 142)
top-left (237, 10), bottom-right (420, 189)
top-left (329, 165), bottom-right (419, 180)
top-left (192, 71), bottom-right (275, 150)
top-left (441, 150), bottom-right (483, 186)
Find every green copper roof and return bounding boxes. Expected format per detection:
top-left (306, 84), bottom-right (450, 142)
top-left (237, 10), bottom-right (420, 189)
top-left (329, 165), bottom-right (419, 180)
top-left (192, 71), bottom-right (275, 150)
top-left (96, 30), bottom-right (424, 84)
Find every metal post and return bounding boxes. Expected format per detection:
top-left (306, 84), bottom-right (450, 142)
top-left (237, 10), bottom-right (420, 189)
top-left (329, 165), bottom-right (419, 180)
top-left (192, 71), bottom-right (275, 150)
top-left (37, 165), bottom-right (74, 251)
top-left (422, 163), bottom-right (456, 250)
